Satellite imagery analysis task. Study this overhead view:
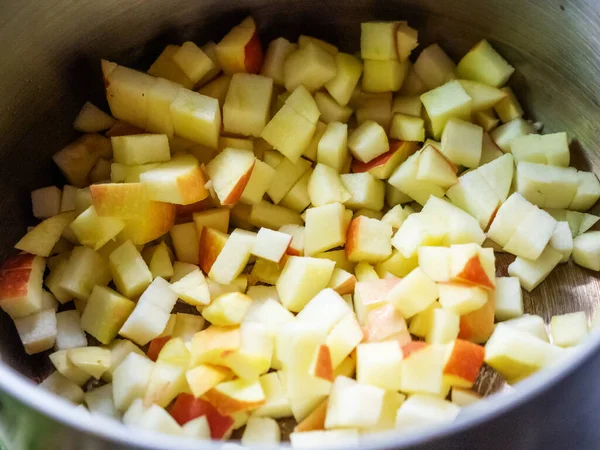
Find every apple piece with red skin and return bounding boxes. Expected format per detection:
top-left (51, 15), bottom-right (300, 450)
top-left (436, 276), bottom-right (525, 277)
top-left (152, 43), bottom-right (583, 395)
top-left (351, 141), bottom-right (418, 180)
top-left (309, 344), bottom-right (334, 382)
top-left (206, 148), bottom-right (256, 206)
top-left (198, 227), bottom-right (229, 274)
top-left (147, 335), bottom-right (171, 362)
top-left (215, 17), bottom-right (263, 75)
top-left (450, 244), bottom-right (495, 290)
top-left (401, 341), bottom-right (428, 358)
top-left (170, 394), bottom-right (235, 440)
top-left (458, 297), bottom-right (495, 344)
top-left (443, 339), bottom-right (485, 388)
top-left (0, 253), bottom-right (45, 319)
top-left (204, 378), bottom-right (266, 416)
top-left (294, 399), bottom-right (328, 432)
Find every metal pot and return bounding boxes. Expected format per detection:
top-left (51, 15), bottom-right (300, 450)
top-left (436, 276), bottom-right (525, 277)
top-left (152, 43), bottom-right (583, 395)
top-left (1, 0), bottom-right (600, 448)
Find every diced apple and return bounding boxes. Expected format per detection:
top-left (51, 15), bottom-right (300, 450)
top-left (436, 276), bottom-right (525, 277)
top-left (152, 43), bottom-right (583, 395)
top-left (508, 246), bottom-right (563, 292)
top-left (196, 74), bottom-right (231, 104)
top-left (324, 376), bottom-right (385, 429)
top-left (355, 92), bottom-right (393, 130)
top-left (241, 416), bottom-right (280, 446)
top-left (324, 53), bottom-right (363, 106)
top-left (240, 160), bottom-right (276, 205)
top-left (204, 378), bottom-right (265, 416)
top-left (283, 42), bottom-right (337, 92)
top-left (276, 256), bottom-right (335, 312)
top-left (223, 73), bottom-right (273, 137)
top-left (202, 292), bottom-right (252, 326)
top-left (58, 246), bottom-right (111, 300)
top-left (420, 80), bottom-right (472, 139)
top-left (416, 145), bottom-right (458, 188)
top-left (549, 221), bottom-right (573, 263)
top-left (314, 91), bottom-right (353, 124)
top-left (573, 231), bottom-right (600, 271)
top-left (261, 106), bottom-right (316, 164)
top-left (458, 80), bottom-right (507, 112)
top-left (388, 151), bottom-right (446, 206)
top-left (510, 132), bottom-right (569, 167)
top-left (80, 285), bottom-right (135, 345)
top-left (215, 17), bottom-right (263, 74)
top-left (261, 37), bottom-right (297, 85)
top-left (348, 120), bottom-right (389, 163)
top-left (208, 229), bottom-right (256, 284)
top-left (494, 277), bottom-right (524, 321)
top-left (388, 267), bottom-right (439, 318)
top-left (40, 372), bottom-right (84, 404)
top-left (147, 45), bottom-right (194, 88)
top-left (450, 244), bottom-right (495, 289)
top-left (362, 59), bottom-right (410, 93)
top-left (516, 161), bottom-right (579, 209)
top-left (493, 87), bottom-right (523, 123)
top-left (172, 41), bottom-right (215, 85)
top-left (474, 110), bottom-right (501, 134)
top-left (458, 298), bottom-right (495, 344)
top-left (346, 216), bottom-right (393, 263)
top-left (400, 344), bottom-right (447, 396)
top-left (14, 308), bottom-right (57, 354)
top-left (418, 246), bottom-right (451, 282)
top-left (31, 186), bottom-right (62, 219)
top-left (390, 113), bottom-right (425, 142)
top-left (438, 283), bottom-right (488, 315)
top-left (55, 310), bottom-right (87, 350)
top-left (206, 147), bottom-right (256, 206)
top-left (446, 170), bottom-right (500, 230)
top-left (253, 371), bottom-right (293, 419)
top-left (170, 88), bottom-right (221, 149)
top-left (111, 134), bottom-right (170, 165)
top-left (413, 44), bottom-right (456, 90)
top-left (490, 118), bottom-right (536, 152)
top-left (66, 346), bottom-right (111, 379)
top-left (16, 211), bottom-right (77, 257)
top-left (571, 171), bottom-right (600, 211)
top-left (304, 203), bottom-right (346, 256)
top-left (391, 213), bottom-right (445, 259)
top-left (441, 118), bottom-right (483, 168)
top-left (395, 394), bottom-right (460, 431)
top-left (457, 39), bottom-right (515, 87)
top-left (73, 102), bottom-right (115, 133)
top-left (550, 312), bottom-right (588, 348)
top-left (109, 240), bottom-right (152, 298)
top-left (289, 429), bottom-right (359, 448)
top-left (269, 156), bottom-right (312, 205)
top-left (356, 341), bottom-right (403, 391)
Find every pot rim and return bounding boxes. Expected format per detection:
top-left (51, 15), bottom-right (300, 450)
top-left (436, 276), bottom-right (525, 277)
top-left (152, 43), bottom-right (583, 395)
top-left (1, 329), bottom-right (598, 449)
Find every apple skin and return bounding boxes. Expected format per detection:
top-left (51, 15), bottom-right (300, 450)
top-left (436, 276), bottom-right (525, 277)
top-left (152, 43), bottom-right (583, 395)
top-left (223, 161), bottom-right (256, 206)
top-left (198, 227), bottom-right (229, 274)
top-left (454, 254), bottom-right (494, 289)
top-left (294, 399), bottom-right (328, 432)
top-left (169, 394), bottom-right (235, 439)
top-left (311, 344), bottom-right (334, 382)
top-left (351, 149), bottom-right (397, 173)
top-left (443, 339), bottom-right (485, 388)
top-left (245, 31), bottom-right (264, 74)
top-left (147, 335), bottom-right (171, 361)
top-left (401, 341), bottom-right (428, 358)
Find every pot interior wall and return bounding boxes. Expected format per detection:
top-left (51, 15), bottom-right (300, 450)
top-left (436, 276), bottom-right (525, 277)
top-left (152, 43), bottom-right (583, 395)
top-left (0, 0), bottom-right (599, 385)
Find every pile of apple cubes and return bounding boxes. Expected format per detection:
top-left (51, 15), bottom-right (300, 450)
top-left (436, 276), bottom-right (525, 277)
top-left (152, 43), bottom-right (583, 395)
top-left (1, 16), bottom-right (600, 447)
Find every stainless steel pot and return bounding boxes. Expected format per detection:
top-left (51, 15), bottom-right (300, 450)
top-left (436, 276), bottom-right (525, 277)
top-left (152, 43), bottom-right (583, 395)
top-left (1, 0), bottom-right (600, 448)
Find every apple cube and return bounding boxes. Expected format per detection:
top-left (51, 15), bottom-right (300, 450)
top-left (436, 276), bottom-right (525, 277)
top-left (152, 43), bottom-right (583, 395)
top-left (490, 118), bottom-right (536, 152)
top-left (54, 310), bottom-right (87, 351)
top-left (356, 341), bottom-right (403, 391)
top-left (241, 160), bottom-right (276, 205)
top-left (60, 185), bottom-right (78, 213)
top-left (457, 80), bottom-right (507, 113)
top-left (204, 378), bottom-right (266, 416)
top-left (494, 87), bottom-right (524, 123)
top-left (304, 203), bottom-right (347, 256)
top-left (16, 211), bottom-right (77, 257)
top-left (308, 344), bottom-right (334, 383)
top-left (510, 132), bottom-right (569, 167)
top-left (73, 102), bottom-right (115, 133)
top-left (324, 53), bottom-right (363, 106)
top-left (391, 213), bottom-right (445, 259)
top-left (549, 221), bottom-right (573, 262)
top-left (69, 207), bottom-right (124, 252)
top-left (167, 222), bottom-right (198, 265)
top-left (550, 312), bottom-right (588, 348)
top-left (40, 372), bottom-right (84, 404)
top-left (252, 371), bottom-right (293, 419)
top-left (31, 186), bottom-right (62, 219)
top-left (172, 41), bottom-right (215, 84)
top-left (317, 121), bottom-right (348, 172)
top-left (325, 376), bottom-right (385, 429)
top-left (360, 22), bottom-right (399, 60)
top-left (276, 257), bottom-right (335, 313)
top-left (83, 384), bottom-right (120, 419)
top-left (395, 394), bottom-right (460, 431)
top-left (493, 277), bottom-right (524, 321)
top-left (516, 161), bottom-right (579, 209)
top-left (206, 147), bottom-right (256, 206)
top-left (441, 118), bottom-right (483, 168)
top-left (67, 346), bottom-right (111, 379)
top-left (119, 277), bottom-right (177, 346)
top-left (208, 229), bottom-right (256, 284)
top-left (487, 193), bottom-right (537, 247)
top-left (420, 80), bottom-right (472, 139)
top-left (193, 208), bottom-right (230, 235)
top-left (170, 88), bottom-right (221, 149)
top-left (147, 45), bottom-right (194, 88)
top-left (196, 74), bottom-right (231, 104)
top-left (341, 173), bottom-right (385, 212)
top-left (393, 95), bottom-right (422, 117)
top-left (306, 164), bottom-right (350, 207)
top-left (446, 170), bottom-right (500, 230)
top-left (283, 42), bottom-right (337, 92)
top-left (381, 204), bottom-right (410, 230)
top-left (394, 22), bottom-right (418, 60)
top-left (185, 364), bottom-right (231, 399)
top-left (438, 283), bottom-right (488, 315)
top-left (442, 339), bottom-right (485, 388)
top-left (268, 156), bottom-right (312, 204)
top-left (324, 312), bottom-right (363, 368)
top-left (450, 244), bottom-right (495, 290)
top-left (261, 37), bottom-right (297, 85)
top-left (508, 245), bottom-right (563, 292)
top-left (261, 106), bottom-right (316, 164)
top-left (198, 227), bottom-right (228, 274)
top-left (362, 59), bottom-right (410, 93)
top-left (451, 388), bottom-right (482, 407)
top-left (388, 267), bottom-right (439, 318)
top-left (111, 134), bottom-right (170, 165)
top-left (294, 398), bottom-right (328, 432)
top-left (362, 302), bottom-right (410, 345)
top-left (457, 40), bottom-right (515, 87)
top-left (416, 145), bottom-right (458, 188)
top-left (327, 268), bottom-right (356, 295)
top-left (58, 246), bottom-right (111, 301)
top-left (400, 344), bottom-right (447, 395)
top-left (49, 348), bottom-right (91, 386)
top-left (484, 323), bottom-right (565, 383)
top-left (223, 73), bottom-right (273, 137)
top-left (418, 246), bottom-right (451, 282)
top-left (215, 17), bottom-right (262, 74)
top-left (190, 324), bottom-right (241, 367)
top-left (14, 308), bottom-right (57, 354)
top-left (303, 121), bottom-right (328, 161)
top-left (424, 308), bottom-right (460, 344)
top-left (280, 171), bottom-right (312, 213)
top-left (250, 228), bottom-right (292, 263)
top-left (202, 292), bottom-right (252, 326)
top-left (140, 154), bottom-right (208, 205)
top-left (413, 44), bottom-right (457, 90)
top-left (348, 120), bottom-right (389, 163)
top-left (571, 171), bottom-right (600, 211)
top-left (346, 216), bottom-right (393, 263)
top-left (90, 183), bottom-right (176, 245)
top-left (109, 240), bottom-right (152, 298)
top-left (314, 91), bottom-right (353, 124)
top-left (125, 401), bottom-right (184, 436)
top-left (112, 352), bottom-right (154, 411)
top-left (390, 113), bottom-right (425, 142)
top-left (241, 417), bottom-right (280, 446)
top-left (573, 231), bottom-right (600, 271)
top-left (144, 77), bottom-right (180, 137)
top-left (388, 151), bottom-right (446, 206)
top-left (355, 92), bottom-right (393, 130)
top-left (80, 285), bottom-right (135, 345)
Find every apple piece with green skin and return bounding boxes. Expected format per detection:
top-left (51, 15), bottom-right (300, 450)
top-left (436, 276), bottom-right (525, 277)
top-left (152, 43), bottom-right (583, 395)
top-left (442, 339), bottom-right (485, 388)
top-left (90, 183), bottom-right (176, 245)
top-left (346, 216), bottom-right (393, 263)
top-left (198, 227), bottom-right (228, 274)
top-left (215, 17), bottom-right (263, 75)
